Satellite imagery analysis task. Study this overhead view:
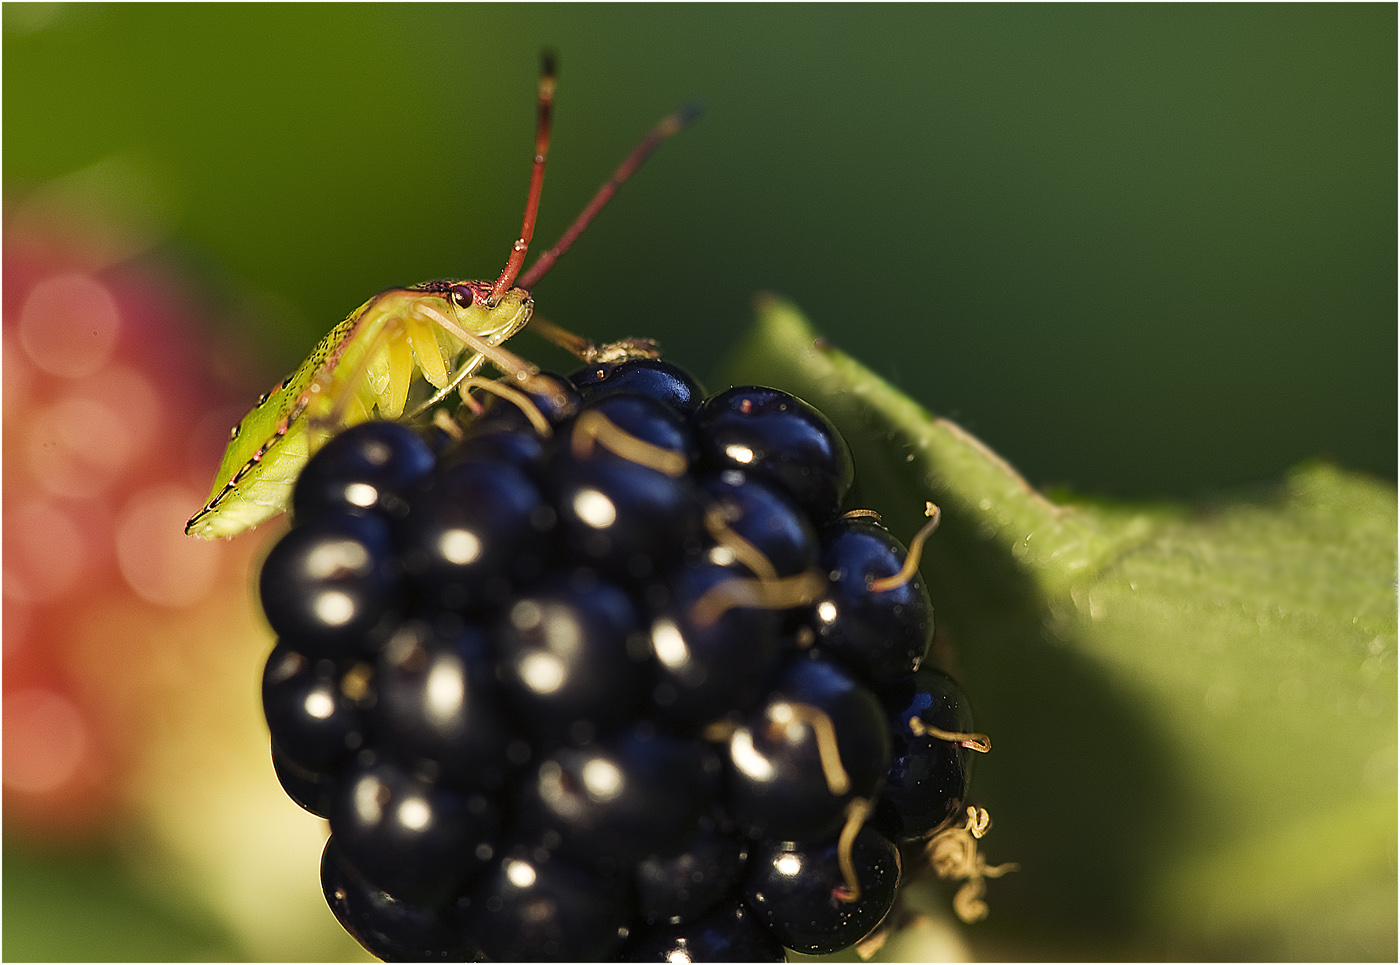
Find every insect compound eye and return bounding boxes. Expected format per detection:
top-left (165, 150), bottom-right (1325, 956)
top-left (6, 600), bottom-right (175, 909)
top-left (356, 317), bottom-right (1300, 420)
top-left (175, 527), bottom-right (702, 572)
top-left (450, 283), bottom-right (485, 308)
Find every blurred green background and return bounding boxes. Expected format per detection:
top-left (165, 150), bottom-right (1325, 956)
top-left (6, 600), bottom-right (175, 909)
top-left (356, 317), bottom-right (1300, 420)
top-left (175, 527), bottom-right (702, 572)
top-left (4, 3), bottom-right (1394, 962)
top-left (6, 3), bottom-right (1394, 496)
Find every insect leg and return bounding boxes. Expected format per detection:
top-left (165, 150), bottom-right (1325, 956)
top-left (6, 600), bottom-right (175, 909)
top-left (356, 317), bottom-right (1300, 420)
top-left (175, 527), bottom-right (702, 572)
top-left (410, 303), bottom-right (537, 384)
top-left (410, 302), bottom-right (574, 416)
top-left (306, 311), bottom-right (412, 433)
top-left (522, 314), bottom-right (598, 359)
top-left (402, 350), bottom-right (490, 421)
top-left (525, 314), bottom-right (661, 364)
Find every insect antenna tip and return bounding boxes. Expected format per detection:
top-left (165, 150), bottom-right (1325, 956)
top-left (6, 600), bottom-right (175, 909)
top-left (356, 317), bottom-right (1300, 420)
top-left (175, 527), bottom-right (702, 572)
top-left (677, 99), bottom-right (705, 127)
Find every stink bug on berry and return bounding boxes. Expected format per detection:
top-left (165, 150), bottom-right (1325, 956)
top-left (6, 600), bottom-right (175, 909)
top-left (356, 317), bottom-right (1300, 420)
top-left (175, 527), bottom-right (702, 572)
top-left (186, 55), bottom-right (698, 539)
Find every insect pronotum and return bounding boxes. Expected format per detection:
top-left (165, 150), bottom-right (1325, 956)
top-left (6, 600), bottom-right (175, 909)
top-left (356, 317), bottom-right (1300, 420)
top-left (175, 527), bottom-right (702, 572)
top-left (186, 55), bottom-right (697, 540)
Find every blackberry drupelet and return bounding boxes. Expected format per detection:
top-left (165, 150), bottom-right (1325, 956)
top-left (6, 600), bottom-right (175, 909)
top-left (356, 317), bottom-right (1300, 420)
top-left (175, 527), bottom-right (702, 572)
top-left (259, 357), bottom-right (1001, 962)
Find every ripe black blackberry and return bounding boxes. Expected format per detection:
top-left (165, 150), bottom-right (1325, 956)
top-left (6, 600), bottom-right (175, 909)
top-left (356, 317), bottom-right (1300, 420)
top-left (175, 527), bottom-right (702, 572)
top-left (259, 357), bottom-right (1006, 962)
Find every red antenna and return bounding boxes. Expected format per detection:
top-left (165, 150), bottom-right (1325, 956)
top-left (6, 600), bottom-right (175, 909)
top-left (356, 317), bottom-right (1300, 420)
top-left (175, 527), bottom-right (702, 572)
top-left (519, 98), bottom-right (701, 291)
top-left (488, 53), bottom-right (558, 306)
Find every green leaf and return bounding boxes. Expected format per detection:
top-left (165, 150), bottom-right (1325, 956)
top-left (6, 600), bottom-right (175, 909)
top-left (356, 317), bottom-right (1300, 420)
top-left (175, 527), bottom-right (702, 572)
top-left (721, 296), bottom-right (1397, 961)
top-left (3, 839), bottom-right (245, 962)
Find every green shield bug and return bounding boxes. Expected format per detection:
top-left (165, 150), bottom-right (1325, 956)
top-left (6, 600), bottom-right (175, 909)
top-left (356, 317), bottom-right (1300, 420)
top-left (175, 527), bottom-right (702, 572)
top-left (187, 55), bottom-right (697, 539)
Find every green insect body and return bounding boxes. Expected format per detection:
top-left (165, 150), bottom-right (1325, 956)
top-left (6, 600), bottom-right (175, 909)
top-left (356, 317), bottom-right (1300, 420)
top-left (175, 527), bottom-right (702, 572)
top-left (185, 57), bottom-right (696, 541)
top-left (185, 285), bottom-right (530, 539)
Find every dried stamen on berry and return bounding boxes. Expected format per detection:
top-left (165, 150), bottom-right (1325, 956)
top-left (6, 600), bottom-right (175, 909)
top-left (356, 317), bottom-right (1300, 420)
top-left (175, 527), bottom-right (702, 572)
top-left (964, 805), bottom-right (992, 839)
top-left (840, 508), bottom-right (883, 523)
top-left (459, 391), bottom-right (486, 417)
top-left (570, 409), bottom-right (688, 477)
top-left (767, 701), bottom-right (850, 796)
top-left (926, 806), bottom-right (1018, 923)
top-left (269, 650), bottom-right (307, 682)
top-left (591, 337), bottom-right (661, 364)
top-left (833, 796), bottom-right (873, 903)
top-left (867, 502), bottom-right (941, 593)
top-left (907, 716), bottom-right (992, 753)
top-left (952, 877), bottom-right (991, 924)
top-left (460, 376), bottom-right (553, 437)
top-left (703, 505), bottom-right (779, 582)
top-left (340, 663), bottom-right (374, 702)
top-left (854, 925), bottom-right (891, 960)
top-left (688, 570), bottom-right (826, 628)
top-left (403, 351), bottom-right (490, 420)
top-left (431, 408), bottom-right (463, 441)
top-left (388, 635), bottom-right (429, 673)
top-left (700, 719), bottom-right (740, 743)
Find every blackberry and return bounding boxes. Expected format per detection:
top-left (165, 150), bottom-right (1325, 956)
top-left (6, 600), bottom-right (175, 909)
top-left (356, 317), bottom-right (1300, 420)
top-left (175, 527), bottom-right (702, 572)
top-left (571, 357), bottom-right (706, 414)
top-left (461, 840), bottom-right (633, 961)
top-left (493, 570), bottom-right (651, 743)
top-left (258, 512), bottom-right (402, 657)
top-left (270, 740), bottom-right (336, 818)
top-left (322, 837), bottom-right (481, 962)
top-left (262, 643), bottom-right (371, 774)
top-left (645, 561), bottom-right (783, 725)
top-left (618, 896), bottom-right (786, 962)
top-left (697, 472), bottom-right (819, 580)
top-left (258, 363), bottom-right (1004, 961)
top-left (546, 394), bottom-right (703, 579)
top-left (373, 620), bottom-right (522, 792)
top-left (876, 666), bottom-right (981, 841)
top-left (742, 825), bottom-right (902, 955)
top-left (693, 386), bottom-right (854, 523)
top-left (328, 755), bottom-right (500, 907)
top-left (809, 513), bottom-right (936, 688)
top-left (633, 813), bottom-right (749, 925)
top-left (519, 726), bottom-right (718, 874)
top-left (723, 654), bottom-right (891, 842)
top-left (398, 458), bottom-right (555, 612)
top-left (291, 420), bottom-right (436, 524)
